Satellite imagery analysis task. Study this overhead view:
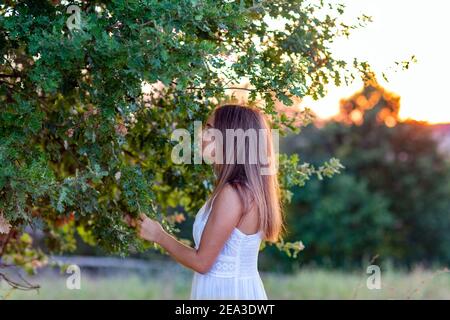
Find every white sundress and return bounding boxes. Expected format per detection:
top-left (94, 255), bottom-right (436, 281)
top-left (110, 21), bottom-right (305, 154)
top-left (190, 199), bottom-right (268, 300)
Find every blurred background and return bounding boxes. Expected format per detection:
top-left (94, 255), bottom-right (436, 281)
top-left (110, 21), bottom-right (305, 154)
top-left (2, 0), bottom-right (450, 299)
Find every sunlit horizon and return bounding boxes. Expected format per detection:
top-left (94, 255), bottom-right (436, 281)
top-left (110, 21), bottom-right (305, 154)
top-left (300, 0), bottom-right (450, 125)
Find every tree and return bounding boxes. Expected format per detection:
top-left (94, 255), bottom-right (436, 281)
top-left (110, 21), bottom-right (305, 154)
top-left (0, 0), bottom-right (370, 283)
top-left (287, 173), bottom-right (393, 268)
top-left (283, 79), bottom-right (450, 268)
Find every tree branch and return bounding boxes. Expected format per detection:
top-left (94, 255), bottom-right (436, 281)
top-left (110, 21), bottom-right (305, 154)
top-left (0, 272), bottom-right (40, 291)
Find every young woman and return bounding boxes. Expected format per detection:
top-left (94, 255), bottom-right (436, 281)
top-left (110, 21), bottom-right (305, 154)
top-left (130, 104), bottom-right (283, 300)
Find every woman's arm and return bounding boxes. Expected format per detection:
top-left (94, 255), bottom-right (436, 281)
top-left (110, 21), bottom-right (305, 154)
top-left (133, 185), bottom-right (242, 274)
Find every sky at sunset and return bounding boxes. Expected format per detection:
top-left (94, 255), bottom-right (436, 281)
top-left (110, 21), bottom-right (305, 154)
top-left (302, 0), bottom-right (450, 124)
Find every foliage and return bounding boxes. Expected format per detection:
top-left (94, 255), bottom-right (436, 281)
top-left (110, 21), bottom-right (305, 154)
top-left (0, 0), bottom-right (373, 279)
top-left (287, 174), bottom-right (393, 267)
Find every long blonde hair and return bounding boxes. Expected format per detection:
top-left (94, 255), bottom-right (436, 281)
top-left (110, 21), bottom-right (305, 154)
top-left (206, 104), bottom-right (284, 243)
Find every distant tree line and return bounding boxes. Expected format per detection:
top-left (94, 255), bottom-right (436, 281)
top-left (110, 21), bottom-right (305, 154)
top-left (269, 80), bottom-right (450, 270)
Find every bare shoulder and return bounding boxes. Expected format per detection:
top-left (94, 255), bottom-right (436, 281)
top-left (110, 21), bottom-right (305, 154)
top-left (210, 184), bottom-right (243, 222)
top-left (215, 184), bottom-right (242, 208)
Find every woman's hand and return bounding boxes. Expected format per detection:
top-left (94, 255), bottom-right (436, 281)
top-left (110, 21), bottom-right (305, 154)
top-left (125, 213), bottom-right (164, 243)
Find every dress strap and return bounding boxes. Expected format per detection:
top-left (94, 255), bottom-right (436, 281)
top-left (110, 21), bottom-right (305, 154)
top-left (202, 194), bottom-right (218, 221)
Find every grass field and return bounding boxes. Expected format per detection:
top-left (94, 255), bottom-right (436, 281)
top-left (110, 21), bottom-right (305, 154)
top-left (1, 267), bottom-right (449, 300)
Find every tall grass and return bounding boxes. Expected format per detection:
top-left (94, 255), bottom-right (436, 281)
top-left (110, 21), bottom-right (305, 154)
top-left (2, 268), bottom-right (449, 300)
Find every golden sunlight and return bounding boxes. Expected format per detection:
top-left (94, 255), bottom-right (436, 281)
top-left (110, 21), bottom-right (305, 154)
top-left (303, 0), bottom-right (450, 124)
